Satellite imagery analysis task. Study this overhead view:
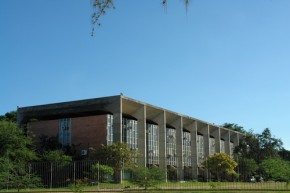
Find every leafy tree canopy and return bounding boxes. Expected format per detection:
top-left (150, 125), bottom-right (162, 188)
top-left (0, 161), bottom-right (41, 192)
top-left (0, 120), bottom-right (41, 191)
top-left (235, 128), bottom-right (283, 163)
top-left (0, 120), bottom-right (37, 162)
top-left (0, 111), bottom-right (17, 123)
top-left (202, 153), bottom-right (238, 181)
top-left (41, 150), bottom-right (72, 163)
top-left (91, 163), bottom-right (114, 182)
top-left (234, 130), bottom-right (261, 161)
top-left (260, 158), bottom-right (290, 182)
top-left (257, 128), bottom-right (283, 160)
top-left (90, 142), bottom-right (138, 182)
top-left (279, 148), bottom-right (290, 161)
top-left (222, 123), bottom-right (246, 133)
top-left (237, 157), bottom-right (258, 181)
top-left (130, 167), bottom-right (166, 190)
top-left (37, 135), bottom-right (61, 154)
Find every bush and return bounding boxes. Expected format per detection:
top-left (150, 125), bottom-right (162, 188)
top-left (130, 167), bottom-right (165, 190)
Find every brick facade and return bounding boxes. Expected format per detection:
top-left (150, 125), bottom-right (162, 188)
top-left (28, 115), bottom-right (108, 155)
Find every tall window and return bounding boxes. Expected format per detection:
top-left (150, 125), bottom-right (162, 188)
top-left (209, 137), bottom-right (215, 155)
top-left (146, 123), bottom-right (159, 165)
top-left (197, 134), bottom-right (204, 166)
top-left (122, 118), bottom-right (138, 149)
top-left (166, 128), bottom-right (177, 166)
top-left (230, 142), bottom-right (234, 157)
top-left (220, 139), bottom-right (225, 153)
top-left (59, 118), bottom-right (71, 146)
top-left (183, 131), bottom-right (191, 167)
top-left (106, 114), bottom-right (113, 145)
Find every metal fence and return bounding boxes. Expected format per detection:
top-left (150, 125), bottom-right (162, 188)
top-left (1, 159), bottom-right (289, 192)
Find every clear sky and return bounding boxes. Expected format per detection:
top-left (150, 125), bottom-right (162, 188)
top-left (1, 0), bottom-right (290, 150)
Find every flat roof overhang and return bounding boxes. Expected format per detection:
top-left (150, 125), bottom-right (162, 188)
top-left (17, 95), bottom-right (245, 138)
top-left (17, 95), bottom-right (120, 124)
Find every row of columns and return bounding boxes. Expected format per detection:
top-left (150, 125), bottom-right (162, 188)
top-left (108, 100), bottom-right (240, 181)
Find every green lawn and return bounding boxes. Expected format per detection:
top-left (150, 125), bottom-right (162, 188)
top-left (0, 181), bottom-right (289, 192)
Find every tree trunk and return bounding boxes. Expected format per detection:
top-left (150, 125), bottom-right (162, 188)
top-left (113, 170), bottom-right (121, 183)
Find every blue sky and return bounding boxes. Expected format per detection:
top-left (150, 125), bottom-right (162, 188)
top-left (1, 0), bottom-right (290, 150)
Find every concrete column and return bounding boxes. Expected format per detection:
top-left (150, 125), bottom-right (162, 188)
top-left (211, 127), bottom-right (221, 153)
top-left (237, 133), bottom-right (240, 146)
top-left (154, 111), bottom-right (166, 177)
top-left (223, 130), bottom-right (231, 155)
top-left (204, 125), bottom-right (210, 157)
top-left (171, 117), bottom-right (183, 181)
top-left (112, 113), bottom-right (122, 142)
top-left (203, 125), bottom-right (210, 181)
top-left (191, 121), bottom-right (198, 180)
top-left (107, 98), bottom-right (122, 183)
top-left (231, 132), bottom-right (240, 157)
top-left (230, 132), bottom-right (239, 155)
top-left (16, 107), bottom-right (23, 127)
top-left (133, 105), bottom-right (146, 167)
top-left (107, 98), bottom-right (122, 143)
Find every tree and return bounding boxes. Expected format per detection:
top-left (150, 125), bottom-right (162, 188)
top-left (91, 163), bottom-right (114, 182)
top-left (0, 158), bottom-right (41, 192)
top-left (0, 121), bottom-right (37, 163)
top-left (222, 123), bottom-right (246, 133)
top-left (234, 130), bottom-right (261, 162)
top-left (235, 128), bottom-right (284, 163)
top-left (0, 111), bottom-right (17, 123)
top-left (42, 150), bottom-right (72, 163)
top-left (37, 135), bottom-right (61, 154)
top-left (257, 128), bottom-right (283, 160)
top-left (130, 167), bottom-right (165, 191)
top-left (202, 153), bottom-right (238, 181)
top-left (0, 120), bottom-right (41, 191)
top-left (237, 157), bottom-right (258, 181)
top-left (279, 148), bottom-right (290, 161)
top-left (260, 158), bottom-right (290, 182)
top-left (37, 135), bottom-right (80, 160)
top-left (90, 142), bottom-right (138, 182)
top-left (91, 0), bottom-right (190, 35)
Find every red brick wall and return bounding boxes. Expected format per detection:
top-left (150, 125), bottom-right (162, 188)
top-left (28, 115), bottom-right (108, 155)
top-left (28, 120), bottom-right (59, 144)
top-left (71, 115), bottom-right (107, 151)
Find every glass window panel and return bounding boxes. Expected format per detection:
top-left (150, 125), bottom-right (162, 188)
top-left (59, 118), bottom-right (71, 146)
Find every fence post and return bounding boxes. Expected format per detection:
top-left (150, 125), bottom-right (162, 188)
top-left (206, 159), bottom-right (209, 182)
top-left (73, 161), bottom-right (76, 184)
top-left (28, 163), bottom-right (31, 191)
top-left (98, 161), bottom-right (100, 190)
top-left (50, 162), bottom-right (53, 189)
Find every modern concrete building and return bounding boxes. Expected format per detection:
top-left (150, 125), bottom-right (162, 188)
top-left (17, 95), bottom-right (243, 181)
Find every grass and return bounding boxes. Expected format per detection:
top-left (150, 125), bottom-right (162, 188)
top-left (0, 181), bottom-right (289, 192)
